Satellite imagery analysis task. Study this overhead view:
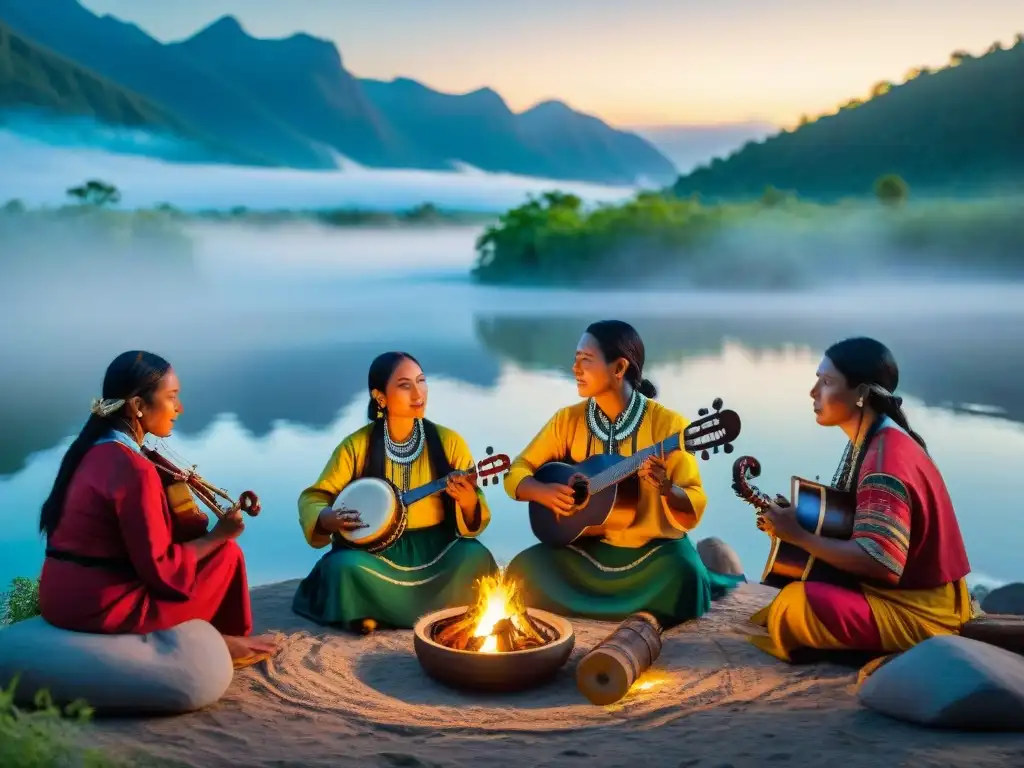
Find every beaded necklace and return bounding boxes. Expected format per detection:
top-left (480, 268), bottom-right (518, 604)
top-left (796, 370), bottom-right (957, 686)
top-left (586, 389), bottom-right (647, 455)
top-left (384, 418), bottom-right (424, 492)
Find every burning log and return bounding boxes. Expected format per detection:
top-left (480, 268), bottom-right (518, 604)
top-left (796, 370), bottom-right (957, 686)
top-left (428, 572), bottom-right (560, 653)
top-left (494, 618), bottom-right (516, 653)
top-left (433, 612), bottom-right (478, 650)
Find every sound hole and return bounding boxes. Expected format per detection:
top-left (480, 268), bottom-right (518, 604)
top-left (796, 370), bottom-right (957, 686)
top-left (570, 479), bottom-right (589, 505)
top-left (597, 672), bottom-right (609, 685)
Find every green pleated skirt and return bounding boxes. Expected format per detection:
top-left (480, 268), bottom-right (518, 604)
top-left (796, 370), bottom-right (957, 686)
top-left (505, 535), bottom-right (745, 629)
top-left (292, 526), bottom-right (498, 630)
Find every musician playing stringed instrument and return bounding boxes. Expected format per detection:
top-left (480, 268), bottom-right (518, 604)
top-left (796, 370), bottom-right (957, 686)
top-left (37, 351), bottom-right (281, 670)
top-left (293, 351), bottom-right (499, 633)
top-left (750, 337), bottom-right (974, 662)
top-left (503, 320), bottom-right (744, 629)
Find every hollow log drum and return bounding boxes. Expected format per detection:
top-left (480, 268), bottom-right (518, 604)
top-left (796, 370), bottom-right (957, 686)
top-left (576, 612), bottom-right (663, 705)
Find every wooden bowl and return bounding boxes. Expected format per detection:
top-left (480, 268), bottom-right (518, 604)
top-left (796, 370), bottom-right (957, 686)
top-left (413, 605), bottom-right (575, 693)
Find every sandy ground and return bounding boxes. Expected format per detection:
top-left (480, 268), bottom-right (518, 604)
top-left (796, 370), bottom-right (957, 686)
top-left (86, 580), bottom-right (1024, 768)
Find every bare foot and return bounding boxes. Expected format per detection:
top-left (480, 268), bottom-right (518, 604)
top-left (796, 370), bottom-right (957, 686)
top-left (359, 618), bottom-right (378, 635)
top-left (224, 633), bottom-right (283, 662)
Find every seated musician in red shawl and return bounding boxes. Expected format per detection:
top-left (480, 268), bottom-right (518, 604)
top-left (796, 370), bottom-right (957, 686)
top-left (751, 337), bottom-right (974, 662)
top-left (37, 351), bottom-right (281, 669)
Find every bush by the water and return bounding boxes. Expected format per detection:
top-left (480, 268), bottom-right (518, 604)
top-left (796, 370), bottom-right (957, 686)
top-left (0, 679), bottom-right (109, 768)
top-left (470, 187), bottom-right (1024, 289)
top-left (0, 577), bottom-right (40, 626)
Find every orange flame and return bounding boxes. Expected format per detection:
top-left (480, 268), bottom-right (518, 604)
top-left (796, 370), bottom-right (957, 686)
top-left (467, 572), bottom-right (530, 654)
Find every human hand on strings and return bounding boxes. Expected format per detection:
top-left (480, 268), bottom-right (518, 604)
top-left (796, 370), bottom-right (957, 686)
top-left (756, 496), bottom-right (803, 543)
top-left (639, 451), bottom-right (672, 495)
top-left (445, 471), bottom-right (479, 510)
top-left (534, 482), bottom-right (576, 517)
top-left (318, 505), bottom-right (368, 533)
top-left (213, 509), bottom-right (246, 540)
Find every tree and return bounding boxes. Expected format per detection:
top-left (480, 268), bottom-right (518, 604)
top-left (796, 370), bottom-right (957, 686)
top-left (870, 81), bottom-right (892, 98)
top-left (903, 66), bottom-right (932, 82)
top-left (1, 199), bottom-right (25, 214)
top-left (760, 185), bottom-right (787, 207)
top-left (66, 179), bottom-right (120, 207)
top-left (874, 174), bottom-right (909, 206)
top-left (949, 50), bottom-right (972, 66)
top-left (985, 41), bottom-right (1003, 55)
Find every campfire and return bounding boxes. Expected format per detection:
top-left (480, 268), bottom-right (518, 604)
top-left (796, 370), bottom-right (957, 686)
top-left (413, 570), bottom-right (575, 692)
top-left (430, 572), bottom-right (559, 653)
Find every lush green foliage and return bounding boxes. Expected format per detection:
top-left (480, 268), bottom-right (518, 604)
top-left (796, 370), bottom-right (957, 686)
top-left (671, 36), bottom-right (1024, 200)
top-left (473, 190), bottom-right (732, 285)
top-left (875, 174), bottom-right (909, 206)
top-left (0, 577), bottom-right (40, 627)
top-left (471, 188), bottom-right (1024, 288)
top-left (0, 678), bottom-right (116, 768)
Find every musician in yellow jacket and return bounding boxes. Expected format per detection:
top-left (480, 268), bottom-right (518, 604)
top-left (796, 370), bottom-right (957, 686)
top-left (503, 320), bottom-right (744, 629)
top-left (293, 352), bottom-right (498, 632)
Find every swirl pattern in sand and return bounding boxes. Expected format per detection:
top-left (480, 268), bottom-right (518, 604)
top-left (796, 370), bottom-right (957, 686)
top-left (239, 581), bottom-right (858, 734)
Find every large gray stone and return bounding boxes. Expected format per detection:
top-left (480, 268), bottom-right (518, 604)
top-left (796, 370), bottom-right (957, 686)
top-left (696, 537), bottom-right (745, 577)
top-left (981, 582), bottom-right (1024, 615)
top-left (0, 617), bottom-right (233, 714)
top-left (858, 634), bottom-right (1024, 731)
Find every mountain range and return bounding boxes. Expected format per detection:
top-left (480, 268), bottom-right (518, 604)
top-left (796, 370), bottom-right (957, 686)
top-left (0, 0), bottom-right (678, 186)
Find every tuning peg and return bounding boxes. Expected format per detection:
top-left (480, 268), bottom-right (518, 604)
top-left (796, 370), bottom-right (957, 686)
top-left (698, 407), bottom-right (709, 416)
top-left (486, 446), bottom-right (494, 455)
top-left (713, 446), bottom-right (719, 454)
top-left (701, 450), bottom-right (709, 460)
top-left (712, 397), bottom-right (723, 411)
top-left (724, 444), bottom-right (734, 454)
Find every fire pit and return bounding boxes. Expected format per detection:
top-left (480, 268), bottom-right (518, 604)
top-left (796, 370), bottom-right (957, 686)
top-left (413, 572), bottom-right (575, 692)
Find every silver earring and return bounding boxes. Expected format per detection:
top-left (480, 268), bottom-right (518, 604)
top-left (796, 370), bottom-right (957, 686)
top-left (136, 410), bottom-right (143, 417)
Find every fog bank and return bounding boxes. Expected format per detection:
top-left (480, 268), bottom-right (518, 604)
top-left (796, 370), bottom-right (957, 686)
top-left (0, 129), bottom-right (635, 212)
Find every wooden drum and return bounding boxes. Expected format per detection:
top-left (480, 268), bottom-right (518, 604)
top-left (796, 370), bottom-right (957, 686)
top-left (576, 612), bottom-right (664, 705)
top-left (332, 478), bottom-right (409, 553)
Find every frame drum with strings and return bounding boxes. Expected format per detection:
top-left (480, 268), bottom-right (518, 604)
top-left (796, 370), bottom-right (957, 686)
top-left (331, 478), bottom-right (409, 553)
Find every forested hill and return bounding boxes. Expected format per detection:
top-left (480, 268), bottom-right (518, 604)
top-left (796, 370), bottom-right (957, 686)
top-left (671, 37), bottom-right (1024, 201)
top-left (0, 19), bottom-right (187, 132)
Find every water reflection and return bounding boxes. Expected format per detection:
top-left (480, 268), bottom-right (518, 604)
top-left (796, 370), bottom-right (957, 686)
top-left (2, 333), bottom-right (1022, 592)
top-left (4, 306), bottom-right (1024, 478)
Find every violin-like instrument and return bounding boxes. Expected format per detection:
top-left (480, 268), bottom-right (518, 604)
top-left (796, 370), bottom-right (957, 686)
top-left (142, 445), bottom-right (260, 542)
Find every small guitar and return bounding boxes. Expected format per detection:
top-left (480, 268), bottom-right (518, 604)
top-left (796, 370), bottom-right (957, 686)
top-left (334, 446), bottom-right (511, 553)
top-left (528, 398), bottom-right (742, 547)
top-left (731, 455), bottom-right (855, 588)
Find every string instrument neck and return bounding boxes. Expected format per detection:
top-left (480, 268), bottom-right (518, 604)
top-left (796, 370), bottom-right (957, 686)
top-left (141, 445), bottom-right (260, 519)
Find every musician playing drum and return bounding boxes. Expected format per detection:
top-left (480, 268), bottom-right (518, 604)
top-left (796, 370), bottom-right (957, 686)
top-left (37, 351), bottom-right (282, 669)
top-left (750, 337), bottom-right (974, 662)
top-left (502, 320), bottom-right (743, 629)
top-left (293, 351), bottom-right (498, 633)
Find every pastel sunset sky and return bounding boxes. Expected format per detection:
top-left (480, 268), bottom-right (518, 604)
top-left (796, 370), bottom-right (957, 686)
top-left (82, 0), bottom-right (1021, 127)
